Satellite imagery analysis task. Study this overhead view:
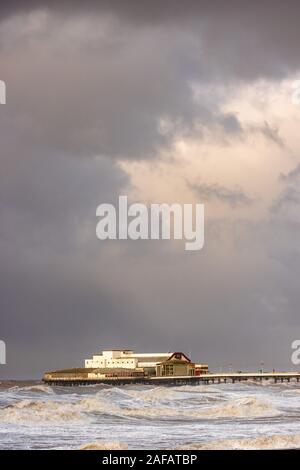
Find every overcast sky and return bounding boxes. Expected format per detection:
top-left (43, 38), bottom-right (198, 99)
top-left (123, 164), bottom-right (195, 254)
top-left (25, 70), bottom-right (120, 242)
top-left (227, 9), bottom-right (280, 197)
top-left (1, 1), bottom-right (300, 378)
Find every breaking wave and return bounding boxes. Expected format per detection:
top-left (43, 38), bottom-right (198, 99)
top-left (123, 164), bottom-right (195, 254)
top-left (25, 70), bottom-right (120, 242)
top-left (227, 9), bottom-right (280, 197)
top-left (0, 381), bottom-right (299, 449)
top-left (80, 441), bottom-right (128, 450)
top-left (0, 399), bottom-right (84, 423)
top-left (76, 394), bottom-right (279, 420)
top-left (198, 397), bottom-right (280, 419)
top-left (121, 387), bottom-right (179, 402)
top-left (173, 385), bottom-right (223, 393)
top-left (0, 390), bottom-right (279, 425)
top-left (17, 385), bottom-right (55, 395)
top-left (283, 388), bottom-right (300, 395)
top-left (125, 397), bottom-right (278, 420)
top-left (177, 434), bottom-right (300, 450)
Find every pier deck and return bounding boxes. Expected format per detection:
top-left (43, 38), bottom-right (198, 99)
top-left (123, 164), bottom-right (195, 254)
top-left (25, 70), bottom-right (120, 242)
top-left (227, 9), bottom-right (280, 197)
top-left (43, 372), bottom-right (300, 386)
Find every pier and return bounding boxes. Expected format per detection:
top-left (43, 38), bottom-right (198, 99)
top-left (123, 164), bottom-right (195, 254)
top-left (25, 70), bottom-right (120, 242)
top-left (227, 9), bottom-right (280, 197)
top-left (43, 372), bottom-right (300, 387)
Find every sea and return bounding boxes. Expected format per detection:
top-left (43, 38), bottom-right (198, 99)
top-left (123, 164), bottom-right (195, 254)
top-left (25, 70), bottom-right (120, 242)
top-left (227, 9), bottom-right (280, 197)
top-left (1, 380), bottom-right (300, 450)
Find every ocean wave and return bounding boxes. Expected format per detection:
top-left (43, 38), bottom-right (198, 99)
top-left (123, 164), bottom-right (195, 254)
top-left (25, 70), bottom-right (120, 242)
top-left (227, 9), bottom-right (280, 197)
top-left (0, 399), bottom-right (84, 423)
top-left (79, 393), bottom-right (279, 419)
top-left (173, 385), bottom-right (222, 394)
top-left (198, 397), bottom-right (280, 419)
top-left (176, 434), bottom-right (300, 450)
top-left (113, 387), bottom-right (183, 403)
top-left (0, 392), bottom-right (279, 425)
top-left (16, 385), bottom-right (55, 395)
top-left (100, 386), bottom-right (224, 405)
top-left (0, 396), bottom-right (122, 424)
top-left (283, 388), bottom-right (300, 395)
top-left (76, 394), bottom-right (279, 420)
top-left (78, 396), bottom-right (121, 415)
top-left (80, 441), bottom-right (128, 450)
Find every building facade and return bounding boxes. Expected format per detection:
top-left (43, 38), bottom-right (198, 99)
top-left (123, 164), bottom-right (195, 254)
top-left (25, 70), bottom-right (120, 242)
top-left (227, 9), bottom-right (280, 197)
top-left (85, 349), bottom-right (173, 374)
top-left (85, 349), bottom-right (208, 377)
top-left (195, 363), bottom-right (209, 375)
top-left (156, 352), bottom-right (195, 377)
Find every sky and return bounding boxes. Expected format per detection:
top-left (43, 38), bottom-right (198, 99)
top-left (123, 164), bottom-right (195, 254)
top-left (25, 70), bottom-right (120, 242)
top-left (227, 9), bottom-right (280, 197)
top-left (1, 1), bottom-right (300, 378)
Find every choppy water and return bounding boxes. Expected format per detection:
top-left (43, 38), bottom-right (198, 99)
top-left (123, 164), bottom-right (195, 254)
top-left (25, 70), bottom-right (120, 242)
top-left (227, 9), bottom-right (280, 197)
top-left (1, 380), bottom-right (300, 449)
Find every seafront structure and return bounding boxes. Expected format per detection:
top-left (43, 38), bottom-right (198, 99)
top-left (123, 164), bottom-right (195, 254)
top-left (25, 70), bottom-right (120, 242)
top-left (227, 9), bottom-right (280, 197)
top-left (42, 348), bottom-right (300, 386)
top-left (156, 352), bottom-right (195, 376)
top-left (84, 349), bottom-right (209, 376)
top-left (43, 349), bottom-right (209, 384)
top-left (84, 349), bottom-right (173, 374)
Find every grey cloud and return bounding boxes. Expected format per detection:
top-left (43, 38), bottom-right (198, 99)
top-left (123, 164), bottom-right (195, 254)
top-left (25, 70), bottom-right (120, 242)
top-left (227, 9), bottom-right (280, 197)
top-left (0, 13), bottom-right (231, 161)
top-left (190, 182), bottom-right (253, 207)
top-left (272, 161), bottom-right (300, 212)
top-left (247, 121), bottom-right (285, 148)
top-left (0, 143), bottom-right (133, 378)
top-left (219, 113), bottom-right (243, 134)
top-left (1, 1), bottom-right (300, 81)
top-left (280, 162), bottom-right (300, 182)
top-left (260, 121), bottom-right (285, 148)
top-left (271, 187), bottom-right (300, 213)
top-left (0, 2), bottom-right (296, 163)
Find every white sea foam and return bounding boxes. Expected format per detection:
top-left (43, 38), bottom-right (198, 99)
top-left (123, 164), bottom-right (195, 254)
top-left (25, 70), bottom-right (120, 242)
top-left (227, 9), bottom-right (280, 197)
top-left (130, 396), bottom-right (278, 419)
top-left (73, 394), bottom-right (279, 420)
top-left (118, 387), bottom-right (182, 402)
top-left (0, 382), bottom-right (294, 449)
top-left (177, 434), bottom-right (300, 450)
top-left (283, 388), bottom-right (300, 395)
top-left (0, 399), bottom-right (84, 423)
top-left (18, 385), bottom-right (55, 394)
top-left (0, 391), bottom-right (279, 426)
top-left (80, 441), bottom-right (128, 450)
top-left (0, 396), bottom-right (126, 424)
top-left (173, 385), bottom-right (222, 394)
top-left (101, 386), bottom-right (224, 404)
top-left (77, 396), bottom-right (121, 415)
top-left (198, 397), bottom-right (280, 419)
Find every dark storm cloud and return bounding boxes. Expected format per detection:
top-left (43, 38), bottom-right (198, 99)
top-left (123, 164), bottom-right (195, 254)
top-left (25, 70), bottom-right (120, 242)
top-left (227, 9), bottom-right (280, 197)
top-left (0, 1), bottom-right (298, 161)
top-left (1, 0), bottom-right (300, 81)
top-left (0, 11), bottom-right (241, 162)
top-left (0, 132), bottom-right (132, 376)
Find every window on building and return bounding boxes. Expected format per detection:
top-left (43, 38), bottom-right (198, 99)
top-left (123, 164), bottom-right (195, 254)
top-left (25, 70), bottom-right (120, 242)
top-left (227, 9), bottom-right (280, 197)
top-left (164, 364), bottom-right (174, 376)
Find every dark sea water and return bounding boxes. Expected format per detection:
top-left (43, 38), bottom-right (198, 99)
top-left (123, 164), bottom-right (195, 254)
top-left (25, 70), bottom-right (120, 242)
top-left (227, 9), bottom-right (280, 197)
top-left (1, 380), bottom-right (300, 449)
